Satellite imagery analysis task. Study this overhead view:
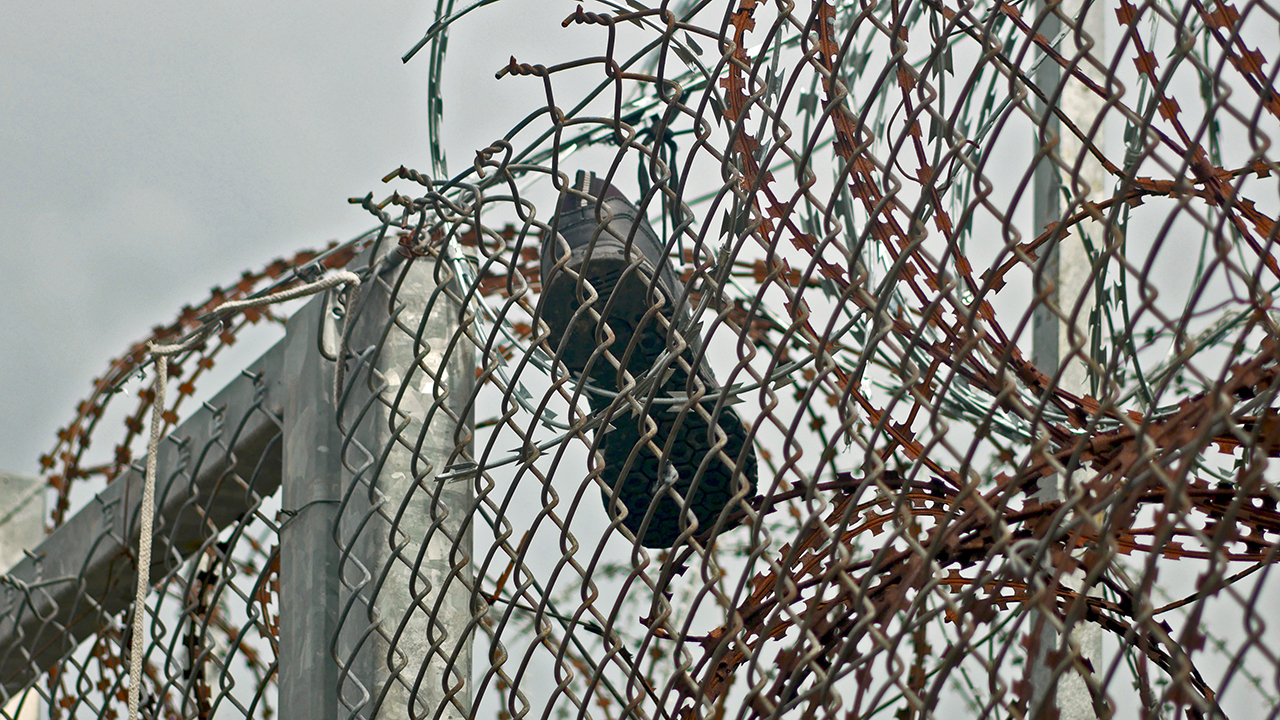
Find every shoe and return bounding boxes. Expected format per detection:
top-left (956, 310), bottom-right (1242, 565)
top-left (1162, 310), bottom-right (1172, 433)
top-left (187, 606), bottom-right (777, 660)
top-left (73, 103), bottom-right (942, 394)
top-left (540, 170), bottom-right (757, 548)
top-left (594, 389), bottom-right (756, 549)
top-left (539, 171), bottom-right (694, 381)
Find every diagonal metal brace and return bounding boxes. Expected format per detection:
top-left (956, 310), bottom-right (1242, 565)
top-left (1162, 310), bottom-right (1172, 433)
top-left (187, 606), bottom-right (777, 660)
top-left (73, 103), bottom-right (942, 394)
top-left (0, 333), bottom-right (289, 699)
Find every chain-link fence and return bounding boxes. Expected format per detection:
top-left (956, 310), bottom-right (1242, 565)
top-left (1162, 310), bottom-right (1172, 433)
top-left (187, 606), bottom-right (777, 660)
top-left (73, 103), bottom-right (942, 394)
top-left (4, 0), bottom-right (1280, 718)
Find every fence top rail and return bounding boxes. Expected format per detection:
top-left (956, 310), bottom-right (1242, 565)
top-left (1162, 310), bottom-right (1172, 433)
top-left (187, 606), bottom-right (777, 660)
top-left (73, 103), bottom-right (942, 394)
top-left (0, 326), bottom-right (291, 699)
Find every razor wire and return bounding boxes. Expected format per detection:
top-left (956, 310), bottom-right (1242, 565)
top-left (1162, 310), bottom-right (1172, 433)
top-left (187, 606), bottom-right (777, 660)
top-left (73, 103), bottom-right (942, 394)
top-left (4, 0), bottom-right (1280, 718)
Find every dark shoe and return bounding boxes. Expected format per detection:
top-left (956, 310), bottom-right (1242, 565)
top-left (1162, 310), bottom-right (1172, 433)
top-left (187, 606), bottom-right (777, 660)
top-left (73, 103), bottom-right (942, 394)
top-left (540, 170), bottom-right (694, 382)
top-left (596, 392), bottom-right (756, 548)
top-left (540, 171), bottom-right (757, 548)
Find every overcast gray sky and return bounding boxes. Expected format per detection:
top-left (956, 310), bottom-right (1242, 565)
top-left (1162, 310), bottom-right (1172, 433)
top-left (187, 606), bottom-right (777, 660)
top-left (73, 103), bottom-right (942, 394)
top-left (0, 1), bottom-right (573, 474)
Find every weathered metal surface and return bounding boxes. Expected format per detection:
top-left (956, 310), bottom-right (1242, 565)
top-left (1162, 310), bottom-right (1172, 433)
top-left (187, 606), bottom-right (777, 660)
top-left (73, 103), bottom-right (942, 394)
top-left (0, 335), bottom-right (286, 698)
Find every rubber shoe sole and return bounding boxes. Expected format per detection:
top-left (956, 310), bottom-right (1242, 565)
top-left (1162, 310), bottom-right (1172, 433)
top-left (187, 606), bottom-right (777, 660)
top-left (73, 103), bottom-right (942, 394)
top-left (596, 399), bottom-right (757, 548)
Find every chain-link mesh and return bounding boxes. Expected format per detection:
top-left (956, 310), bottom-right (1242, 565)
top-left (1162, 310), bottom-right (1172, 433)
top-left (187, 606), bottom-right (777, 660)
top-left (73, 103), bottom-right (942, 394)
top-left (4, 0), bottom-right (1280, 718)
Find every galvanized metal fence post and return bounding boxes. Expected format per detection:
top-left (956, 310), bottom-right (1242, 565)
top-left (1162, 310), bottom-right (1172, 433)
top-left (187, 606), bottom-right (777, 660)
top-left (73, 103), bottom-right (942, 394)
top-left (1031, 0), bottom-right (1107, 716)
top-left (279, 292), bottom-right (347, 720)
top-left (0, 473), bottom-right (43, 720)
top-left (336, 246), bottom-right (476, 720)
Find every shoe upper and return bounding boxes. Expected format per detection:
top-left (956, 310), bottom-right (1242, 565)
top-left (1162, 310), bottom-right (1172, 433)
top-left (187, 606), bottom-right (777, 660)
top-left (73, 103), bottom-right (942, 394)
top-left (541, 171), bottom-right (707, 382)
top-left (542, 171), bottom-right (689, 320)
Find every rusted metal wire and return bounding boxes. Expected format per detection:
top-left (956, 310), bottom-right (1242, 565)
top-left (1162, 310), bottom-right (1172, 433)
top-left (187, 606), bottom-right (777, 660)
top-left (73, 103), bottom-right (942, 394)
top-left (4, 0), bottom-right (1279, 718)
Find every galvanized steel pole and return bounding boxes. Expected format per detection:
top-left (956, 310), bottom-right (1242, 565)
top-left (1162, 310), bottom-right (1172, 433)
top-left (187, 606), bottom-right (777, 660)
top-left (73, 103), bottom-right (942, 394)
top-left (279, 292), bottom-right (347, 720)
top-left (0, 473), bottom-right (43, 720)
top-left (336, 245), bottom-right (476, 720)
top-left (1030, 0), bottom-right (1106, 716)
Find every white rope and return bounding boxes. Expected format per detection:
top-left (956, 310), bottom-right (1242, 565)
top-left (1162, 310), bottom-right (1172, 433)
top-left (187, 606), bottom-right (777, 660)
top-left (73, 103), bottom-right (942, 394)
top-left (127, 271), bottom-right (358, 720)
